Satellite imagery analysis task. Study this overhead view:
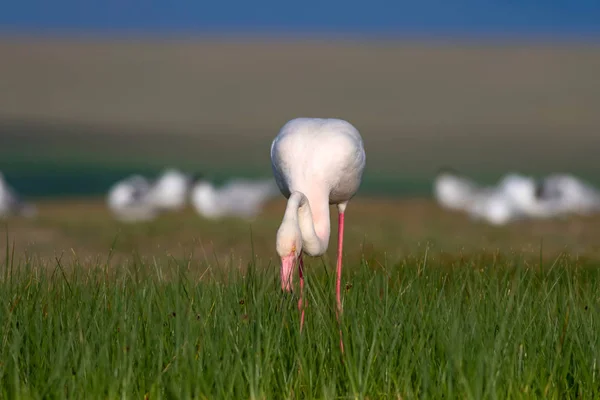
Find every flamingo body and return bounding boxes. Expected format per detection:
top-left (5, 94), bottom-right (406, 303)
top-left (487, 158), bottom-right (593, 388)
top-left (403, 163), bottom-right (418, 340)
top-left (271, 118), bottom-right (365, 208)
top-left (271, 117), bottom-right (365, 346)
top-left (433, 169), bottom-right (479, 212)
top-left (468, 187), bottom-right (520, 226)
top-left (148, 168), bottom-right (193, 211)
top-left (537, 174), bottom-right (600, 216)
top-left (0, 173), bottom-right (36, 218)
top-left (107, 175), bottom-right (157, 222)
top-left (271, 118), bottom-right (365, 262)
top-left (191, 178), bottom-right (278, 220)
top-left (497, 173), bottom-right (563, 218)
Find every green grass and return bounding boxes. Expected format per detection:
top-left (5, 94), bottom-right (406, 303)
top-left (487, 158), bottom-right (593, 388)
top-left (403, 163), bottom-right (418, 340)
top-left (2, 244), bottom-right (599, 399)
top-left (2, 39), bottom-right (600, 397)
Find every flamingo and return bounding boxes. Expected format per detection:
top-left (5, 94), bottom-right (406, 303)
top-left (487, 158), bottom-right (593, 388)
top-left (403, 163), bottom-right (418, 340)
top-left (433, 167), bottom-right (480, 212)
top-left (467, 186), bottom-right (521, 226)
top-left (0, 172), bottom-right (36, 218)
top-left (107, 175), bottom-right (158, 222)
top-left (190, 177), bottom-right (279, 220)
top-left (270, 117), bottom-right (366, 350)
top-left (496, 173), bottom-right (563, 219)
top-left (148, 168), bottom-right (197, 211)
top-left (536, 174), bottom-right (600, 216)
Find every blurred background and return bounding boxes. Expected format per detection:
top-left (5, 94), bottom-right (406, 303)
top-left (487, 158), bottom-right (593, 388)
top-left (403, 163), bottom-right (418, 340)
top-left (1, 0), bottom-right (599, 197)
top-left (1, 0), bottom-right (600, 262)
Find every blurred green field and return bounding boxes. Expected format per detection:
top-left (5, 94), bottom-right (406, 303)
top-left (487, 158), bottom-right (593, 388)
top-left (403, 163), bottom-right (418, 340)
top-left (1, 39), bottom-right (600, 197)
top-left (3, 197), bottom-right (600, 269)
top-left (2, 189), bottom-right (599, 286)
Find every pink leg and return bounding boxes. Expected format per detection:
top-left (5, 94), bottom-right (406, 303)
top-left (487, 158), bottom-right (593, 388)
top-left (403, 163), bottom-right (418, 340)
top-left (298, 254), bottom-right (305, 332)
top-left (336, 211), bottom-right (345, 354)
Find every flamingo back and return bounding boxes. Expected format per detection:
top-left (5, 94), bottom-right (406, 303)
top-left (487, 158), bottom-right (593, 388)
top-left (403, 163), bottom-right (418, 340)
top-left (271, 118), bottom-right (366, 204)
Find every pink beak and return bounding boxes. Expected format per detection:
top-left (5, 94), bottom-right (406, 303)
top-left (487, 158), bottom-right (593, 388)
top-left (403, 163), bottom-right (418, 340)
top-left (280, 254), bottom-right (297, 292)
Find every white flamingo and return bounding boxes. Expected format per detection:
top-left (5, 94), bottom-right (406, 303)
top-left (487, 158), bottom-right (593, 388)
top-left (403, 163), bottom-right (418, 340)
top-left (467, 187), bottom-right (521, 226)
top-left (433, 168), bottom-right (480, 212)
top-left (496, 173), bottom-right (562, 219)
top-left (107, 175), bottom-right (157, 222)
top-left (271, 117), bottom-right (366, 351)
top-left (148, 168), bottom-right (196, 211)
top-left (190, 177), bottom-right (278, 220)
top-left (0, 172), bottom-right (36, 218)
top-left (537, 174), bottom-right (600, 216)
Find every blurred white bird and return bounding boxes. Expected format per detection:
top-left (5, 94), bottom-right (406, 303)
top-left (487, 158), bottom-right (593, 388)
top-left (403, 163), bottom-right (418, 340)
top-left (433, 168), bottom-right (480, 212)
top-left (435, 169), bottom-right (600, 226)
top-left (467, 187), bottom-right (521, 226)
top-left (148, 168), bottom-right (197, 211)
top-left (496, 173), bottom-right (562, 218)
top-left (107, 175), bottom-right (157, 222)
top-left (191, 178), bottom-right (279, 219)
top-left (536, 174), bottom-right (600, 216)
top-left (0, 172), bottom-right (36, 218)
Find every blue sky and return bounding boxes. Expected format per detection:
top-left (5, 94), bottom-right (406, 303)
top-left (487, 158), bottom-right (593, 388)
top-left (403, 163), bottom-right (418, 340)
top-left (1, 0), bottom-right (599, 37)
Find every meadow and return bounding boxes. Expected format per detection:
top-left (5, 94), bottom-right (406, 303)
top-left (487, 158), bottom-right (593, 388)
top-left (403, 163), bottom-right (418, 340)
top-left (1, 38), bottom-right (600, 398)
top-left (2, 198), bottom-right (600, 398)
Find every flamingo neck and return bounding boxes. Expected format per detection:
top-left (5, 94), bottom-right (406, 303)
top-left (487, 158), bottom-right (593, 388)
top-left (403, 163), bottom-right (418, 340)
top-left (282, 191), bottom-right (329, 256)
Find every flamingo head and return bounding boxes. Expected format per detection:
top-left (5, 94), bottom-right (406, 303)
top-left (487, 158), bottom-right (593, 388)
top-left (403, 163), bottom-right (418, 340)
top-left (276, 219), bottom-right (302, 292)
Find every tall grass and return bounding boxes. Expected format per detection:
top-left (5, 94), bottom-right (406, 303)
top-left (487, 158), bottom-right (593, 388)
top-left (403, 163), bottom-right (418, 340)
top-left (1, 248), bottom-right (599, 399)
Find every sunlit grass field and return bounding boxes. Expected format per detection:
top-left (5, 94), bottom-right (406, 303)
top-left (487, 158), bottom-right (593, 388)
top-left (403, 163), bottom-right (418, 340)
top-left (2, 198), bottom-right (600, 398)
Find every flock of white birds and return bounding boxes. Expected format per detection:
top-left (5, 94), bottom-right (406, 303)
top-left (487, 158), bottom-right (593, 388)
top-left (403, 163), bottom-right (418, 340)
top-left (0, 168), bottom-right (279, 222)
top-left (1, 164), bottom-right (599, 228)
top-left (434, 169), bottom-right (600, 225)
top-left (106, 169), bottom-right (280, 222)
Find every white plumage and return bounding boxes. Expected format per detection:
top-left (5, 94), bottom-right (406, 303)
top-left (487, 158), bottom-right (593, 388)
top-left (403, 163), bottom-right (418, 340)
top-left (0, 172), bottom-right (36, 218)
top-left (106, 175), bottom-right (157, 222)
top-left (433, 168), bottom-right (480, 212)
top-left (148, 168), bottom-right (194, 211)
top-left (496, 173), bottom-right (561, 218)
top-left (468, 187), bottom-right (521, 226)
top-left (271, 118), bottom-right (366, 261)
top-left (190, 178), bottom-right (279, 220)
top-left (271, 117), bottom-right (366, 345)
top-left (537, 174), bottom-right (600, 216)
top-left (434, 169), bottom-right (600, 225)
